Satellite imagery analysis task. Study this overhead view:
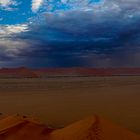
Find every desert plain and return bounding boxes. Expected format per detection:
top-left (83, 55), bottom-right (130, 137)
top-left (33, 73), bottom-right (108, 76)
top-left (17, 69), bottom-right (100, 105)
top-left (0, 76), bottom-right (140, 134)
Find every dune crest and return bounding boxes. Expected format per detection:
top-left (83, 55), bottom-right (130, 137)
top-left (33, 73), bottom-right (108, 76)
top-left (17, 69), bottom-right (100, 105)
top-left (0, 115), bottom-right (139, 140)
top-left (50, 115), bottom-right (140, 140)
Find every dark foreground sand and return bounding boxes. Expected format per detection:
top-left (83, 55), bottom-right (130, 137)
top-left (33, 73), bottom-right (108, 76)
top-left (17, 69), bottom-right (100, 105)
top-left (0, 76), bottom-right (140, 134)
top-left (0, 115), bottom-right (139, 140)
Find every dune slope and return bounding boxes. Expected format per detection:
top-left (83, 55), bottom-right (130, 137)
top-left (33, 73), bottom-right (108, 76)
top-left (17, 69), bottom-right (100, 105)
top-left (49, 116), bottom-right (140, 140)
top-left (0, 115), bottom-right (139, 140)
top-left (0, 115), bottom-right (53, 140)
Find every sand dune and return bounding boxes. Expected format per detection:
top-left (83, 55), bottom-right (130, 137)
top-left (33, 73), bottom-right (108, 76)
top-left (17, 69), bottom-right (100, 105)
top-left (0, 67), bottom-right (38, 78)
top-left (34, 68), bottom-right (140, 77)
top-left (0, 115), bottom-right (139, 140)
top-left (50, 116), bottom-right (140, 140)
top-left (0, 67), bottom-right (140, 78)
top-left (0, 115), bottom-right (53, 140)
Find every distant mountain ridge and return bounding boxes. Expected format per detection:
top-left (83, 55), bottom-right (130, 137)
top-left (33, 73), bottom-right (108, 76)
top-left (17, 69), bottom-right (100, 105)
top-left (0, 67), bottom-right (140, 78)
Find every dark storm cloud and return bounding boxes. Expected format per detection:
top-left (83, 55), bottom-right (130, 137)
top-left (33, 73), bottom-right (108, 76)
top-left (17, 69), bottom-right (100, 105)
top-left (1, 0), bottom-right (140, 67)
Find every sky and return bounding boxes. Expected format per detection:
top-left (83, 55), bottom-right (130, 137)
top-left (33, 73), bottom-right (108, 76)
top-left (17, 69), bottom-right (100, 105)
top-left (0, 0), bottom-right (140, 68)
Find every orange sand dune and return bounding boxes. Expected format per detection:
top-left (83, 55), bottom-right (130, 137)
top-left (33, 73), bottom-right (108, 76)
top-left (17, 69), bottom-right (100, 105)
top-left (0, 115), bottom-right (139, 140)
top-left (0, 115), bottom-right (53, 140)
top-left (50, 116), bottom-right (140, 140)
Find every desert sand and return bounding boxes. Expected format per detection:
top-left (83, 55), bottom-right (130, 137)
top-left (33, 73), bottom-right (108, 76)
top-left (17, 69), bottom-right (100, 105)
top-left (0, 76), bottom-right (140, 135)
top-left (0, 114), bottom-right (53, 140)
top-left (0, 114), bottom-right (139, 140)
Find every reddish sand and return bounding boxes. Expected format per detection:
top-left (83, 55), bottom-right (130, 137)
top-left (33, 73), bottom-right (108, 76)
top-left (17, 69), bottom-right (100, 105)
top-left (35, 68), bottom-right (140, 77)
top-left (0, 115), bottom-right (53, 140)
top-left (0, 67), bottom-right (140, 78)
top-left (0, 115), bottom-right (139, 140)
top-left (0, 67), bottom-right (38, 78)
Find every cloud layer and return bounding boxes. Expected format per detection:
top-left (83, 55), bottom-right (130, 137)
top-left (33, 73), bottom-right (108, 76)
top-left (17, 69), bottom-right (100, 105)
top-left (0, 0), bottom-right (140, 67)
top-left (0, 0), bottom-right (19, 11)
top-left (32, 0), bottom-right (44, 12)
